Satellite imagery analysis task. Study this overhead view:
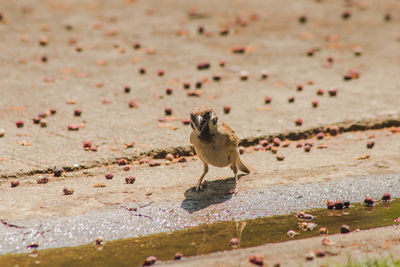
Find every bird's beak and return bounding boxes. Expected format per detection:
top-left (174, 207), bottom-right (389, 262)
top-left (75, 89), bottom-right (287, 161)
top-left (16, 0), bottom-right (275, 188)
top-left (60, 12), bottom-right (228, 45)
top-left (195, 115), bottom-right (205, 130)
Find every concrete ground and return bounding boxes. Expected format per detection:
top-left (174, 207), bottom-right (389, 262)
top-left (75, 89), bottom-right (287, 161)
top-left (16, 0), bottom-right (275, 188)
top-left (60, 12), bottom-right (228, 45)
top-left (0, 0), bottom-right (400, 265)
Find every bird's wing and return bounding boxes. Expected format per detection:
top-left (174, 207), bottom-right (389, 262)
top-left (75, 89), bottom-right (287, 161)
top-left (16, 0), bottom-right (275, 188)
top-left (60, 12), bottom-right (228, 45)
top-left (220, 122), bottom-right (239, 147)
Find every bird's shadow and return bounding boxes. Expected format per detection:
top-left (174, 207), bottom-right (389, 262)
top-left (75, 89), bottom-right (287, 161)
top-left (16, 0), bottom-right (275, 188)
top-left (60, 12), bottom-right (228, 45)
top-left (181, 174), bottom-right (246, 214)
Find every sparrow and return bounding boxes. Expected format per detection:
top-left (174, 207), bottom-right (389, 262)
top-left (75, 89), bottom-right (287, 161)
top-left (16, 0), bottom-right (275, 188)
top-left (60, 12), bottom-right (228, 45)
top-left (189, 105), bottom-right (251, 194)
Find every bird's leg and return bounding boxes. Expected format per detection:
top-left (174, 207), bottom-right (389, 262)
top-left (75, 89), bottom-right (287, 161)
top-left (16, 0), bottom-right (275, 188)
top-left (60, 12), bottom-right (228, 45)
top-left (196, 161), bottom-right (208, 192)
top-left (232, 163), bottom-right (238, 195)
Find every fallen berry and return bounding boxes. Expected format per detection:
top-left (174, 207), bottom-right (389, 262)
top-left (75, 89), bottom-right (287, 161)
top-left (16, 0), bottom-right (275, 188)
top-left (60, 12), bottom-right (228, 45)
top-left (149, 161), bottom-right (161, 167)
top-left (296, 84), bottom-right (303, 91)
top-left (240, 71), bottom-right (248, 80)
top-left (33, 117), bottom-right (41, 124)
top-left (328, 88), bottom-right (337, 96)
top-left (125, 176), bottom-right (136, 184)
top-left (182, 118), bottom-right (191, 125)
top-left (133, 42), bottom-right (141, 49)
top-left (315, 250), bottom-right (325, 258)
top-left (364, 197), bottom-right (374, 206)
top-left (139, 68), bottom-right (146, 74)
top-left (158, 70), bottom-right (165, 76)
top-left (276, 155), bottom-right (285, 161)
top-left (288, 96), bottom-right (295, 103)
top-left (304, 145), bottom-right (311, 152)
top-left (232, 46), bottom-right (245, 54)
top-left (249, 255), bottom-right (263, 266)
top-left (342, 10), bottom-right (351, 20)
top-left (317, 132), bottom-right (324, 139)
top-left (165, 154), bottom-right (174, 162)
top-left (264, 96), bottom-right (272, 104)
top-left (319, 227), bottom-right (328, 235)
top-left (118, 159), bottom-right (128, 166)
top-left (295, 118), bottom-right (303, 126)
top-left (382, 193), bottom-right (391, 202)
top-left (183, 82), bottom-right (190, 89)
top-left (327, 201), bottom-right (334, 209)
top-left (11, 180), bottom-right (19, 188)
top-left (298, 16), bottom-right (307, 24)
top-left (37, 176), bottom-right (49, 184)
top-left (166, 88), bottom-right (173, 95)
top-left (49, 108), bottom-right (56, 115)
top-left (223, 105), bottom-right (231, 114)
top-left (16, 120), bottom-right (24, 128)
top-left (220, 28), bottom-right (229, 36)
top-left (53, 167), bottom-right (64, 177)
top-left (219, 60), bottom-right (226, 67)
top-left (40, 119), bottom-right (47, 127)
top-left (123, 166), bottom-right (130, 171)
top-left (63, 188), bottom-right (74, 195)
top-left (281, 140), bottom-right (290, 147)
top-left (124, 86), bottom-right (131, 93)
top-left (197, 62), bottom-right (210, 70)
top-left (329, 126), bottom-right (339, 136)
top-left (74, 109), bottom-right (82, 116)
top-left (271, 147), bottom-right (278, 154)
top-left (261, 70), bottom-right (268, 80)
top-left (212, 74), bottom-right (221, 81)
top-left (334, 200), bottom-right (344, 210)
top-left (128, 100), bottom-right (139, 108)
top-left (273, 137), bottom-right (281, 146)
top-left (195, 81), bottom-right (202, 89)
top-left (174, 252), bottom-right (183, 260)
top-left (105, 173), bottom-right (113, 180)
top-left (68, 125), bottom-right (80, 131)
top-left (316, 89), bottom-right (324, 95)
top-left (366, 141), bottom-right (375, 149)
top-left (230, 238), bottom-right (239, 247)
top-left (164, 107), bottom-right (172, 116)
top-left (340, 224), bottom-right (350, 234)
top-left (143, 256), bottom-right (157, 266)
top-left (312, 100), bottom-right (318, 108)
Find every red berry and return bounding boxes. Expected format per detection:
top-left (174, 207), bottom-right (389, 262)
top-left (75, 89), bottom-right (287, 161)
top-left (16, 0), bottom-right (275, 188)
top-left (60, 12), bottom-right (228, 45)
top-left (295, 118), bottom-right (303, 126)
top-left (312, 100), bottom-right (318, 108)
top-left (264, 96), bottom-right (272, 104)
top-left (105, 173), bottom-right (113, 180)
top-left (16, 120), bottom-right (24, 128)
top-left (74, 109), bottom-right (82, 116)
top-left (223, 105), bottom-right (231, 114)
top-left (166, 88), bottom-right (173, 95)
top-left (164, 107), bottom-right (172, 116)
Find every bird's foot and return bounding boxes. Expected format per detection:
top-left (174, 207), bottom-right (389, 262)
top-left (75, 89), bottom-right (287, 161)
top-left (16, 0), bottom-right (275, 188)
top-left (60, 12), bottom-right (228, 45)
top-left (228, 185), bottom-right (239, 195)
top-left (195, 180), bottom-right (207, 192)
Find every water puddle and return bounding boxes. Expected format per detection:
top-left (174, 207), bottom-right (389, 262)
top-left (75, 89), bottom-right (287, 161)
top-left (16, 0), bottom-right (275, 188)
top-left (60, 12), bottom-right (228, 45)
top-left (1, 199), bottom-right (399, 266)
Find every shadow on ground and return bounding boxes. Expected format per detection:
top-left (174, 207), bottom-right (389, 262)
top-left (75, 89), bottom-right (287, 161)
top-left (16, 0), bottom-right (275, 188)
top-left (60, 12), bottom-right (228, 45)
top-left (181, 175), bottom-right (246, 213)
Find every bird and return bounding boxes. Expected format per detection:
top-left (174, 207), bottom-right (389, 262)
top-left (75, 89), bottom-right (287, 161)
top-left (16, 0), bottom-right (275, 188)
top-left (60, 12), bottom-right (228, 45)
top-left (189, 105), bottom-right (251, 194)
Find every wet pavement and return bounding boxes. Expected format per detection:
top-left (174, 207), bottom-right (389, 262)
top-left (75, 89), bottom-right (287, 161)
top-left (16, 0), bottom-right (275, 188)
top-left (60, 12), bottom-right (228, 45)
top-left (1, 173), bottom-right (399, 255)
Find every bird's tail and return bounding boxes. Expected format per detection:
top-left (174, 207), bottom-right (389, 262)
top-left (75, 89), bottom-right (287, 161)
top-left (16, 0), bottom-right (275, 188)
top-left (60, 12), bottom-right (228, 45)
top-left (236, 158), bottom-right (253, 173)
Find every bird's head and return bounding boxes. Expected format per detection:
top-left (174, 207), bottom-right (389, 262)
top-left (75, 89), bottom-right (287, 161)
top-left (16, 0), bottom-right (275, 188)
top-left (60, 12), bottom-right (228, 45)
top-left (190, 106), bottom-right (218, 135)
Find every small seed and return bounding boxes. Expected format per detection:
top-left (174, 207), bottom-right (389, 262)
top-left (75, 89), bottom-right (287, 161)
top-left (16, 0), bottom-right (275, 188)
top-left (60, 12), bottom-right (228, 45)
top-left (16, 120), bottom-right (24, 128)
top-left (166, 88), bottom-right (173, 95)
top-left (128, 100), bottom-right (139, 108)
top-left (74, 109), bottom-right (82, 116)
top-left (382, 193), bottom-right (391, 202)
top-left (33, 117), bottom-right (41, 124)
top-left (261, 70), bottom-right (268, 80)
top-left (298, 16), bottom-right (307, 24)
top-left (249, 255), bottom-right (263, 266)
top-left (288, 96), bottom-right (295, 103)
top-left (174, 252), bottom-right (183, 260)
top-left (342, 10), bottom-right (351, 20)
top-left (133, 42), bottom-right (141, 49)
top-left (264, 96), bottom-right (272, 104)
top-left (295, 118), bottom-right (303, 126)
top-left (117, 159), bottom-right (128, 166)
top-left (197, 62), bottom-right (210, 70)
top-left (11, 180), bottom-right (19, 188)
top-left (143, 256), bottom-right (157, 266)
top-left (316, 89), bottom-right (324, 95)
top-left (220, 28), bottom-right (229, 36)
top-left (182, 118), bottom-right (191, 125)
top-left (271, 147), bottom-right (278, 154)
top-left (139, 68), bottom-right (146, 74)
top-left (223, 105), bottom-right (231, 114)
top-left (219, 60), bottom-right (226, 67)
top-left (40, 119), bottom-right (47, 127)
top-left (158, 70), bottom-right (165, 76)
top-left (232, 46), bottom-right (245, 54)
top-left (164, 107), bottom-right (172, 116)
top-left (328, 88), bottom-right (337, 96)
top-left (63, 188), bottom-right (74, 195)
top-left (334, 200), bottom-right (344, 210)
top-left (364, 197), bottom-right (374, 206)
top-left (366, 140), bottom-right (375, 149)
top-left (49, 108), bottom-right (56, 115)
top-left (125, 176), bottom-right (136, 184)
top-left (195, 81), bottom-right (202, 89)
top-left (296, 84), bottom-right (303, 91)
top-left (124, 86), bottom-right (131, 93)
top-left (105, 173), bottom-right (113, 180)
top-left (312, 100), bottom-right (318, 108)
top-left (304, 145), bottom-right (311, 152)
top-left (183, 82), bottom-right (190, 89)
top-left (340, 224), bottom-right (350, 234)
top-left (276, 155), bottom-right (285, 161)
top-left (212, 74), bottom-right (221, 81)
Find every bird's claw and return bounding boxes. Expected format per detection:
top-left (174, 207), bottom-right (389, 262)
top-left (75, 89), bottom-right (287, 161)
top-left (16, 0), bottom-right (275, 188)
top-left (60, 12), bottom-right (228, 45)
top-left (195, 180), bottom-right (207, 192)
